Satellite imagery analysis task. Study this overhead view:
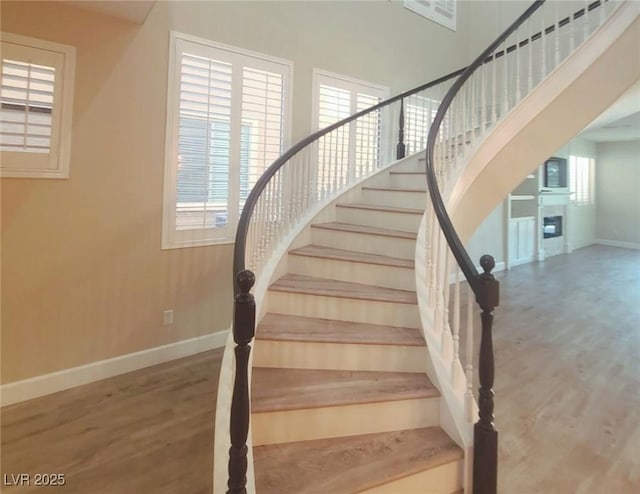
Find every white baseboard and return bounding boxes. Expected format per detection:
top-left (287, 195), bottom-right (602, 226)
top-left (0, 329), bottom-right (230, 407)
top-left (595, 239), bottom-right (640, 250)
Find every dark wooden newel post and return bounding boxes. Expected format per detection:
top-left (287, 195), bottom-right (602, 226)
top-left (227, 269), bottom-right (256, 494)
top-left (473, 255), bottom-right (500, 494)
top-left (397, 98), bottom-right (406, 159)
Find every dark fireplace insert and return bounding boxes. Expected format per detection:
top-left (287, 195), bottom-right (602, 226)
top-left (543, 215), bottom-right (563, 239)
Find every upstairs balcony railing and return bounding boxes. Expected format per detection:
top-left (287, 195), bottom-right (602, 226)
top-left (227, 1), bottom-right (619, 493)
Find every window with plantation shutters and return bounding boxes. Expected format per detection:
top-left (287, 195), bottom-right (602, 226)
top-left (0, 33), bottom-right (75, 178)
top-left (569, 155), bottom-right (595, 205)
top-left (312, 70), bottom-right (389, 198)
top-left (163, 33), bottom-right (291, 248)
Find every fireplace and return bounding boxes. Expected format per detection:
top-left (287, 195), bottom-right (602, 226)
top-left (543, 215), bottom-right (563, 239)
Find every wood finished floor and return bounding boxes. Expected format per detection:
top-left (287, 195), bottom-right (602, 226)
top-left (1, 245), bottom-right (638, 493)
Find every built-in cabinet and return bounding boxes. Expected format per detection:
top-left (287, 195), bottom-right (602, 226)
top-left (506, 174), bottom-right (537, 267)
top-left (506, 164), bottom-right (571, 268)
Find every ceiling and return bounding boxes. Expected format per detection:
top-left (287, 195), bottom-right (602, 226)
top-left (61, 0), bottom-right (156, 24)
top-left (579, 81), bottom-right (640, 142)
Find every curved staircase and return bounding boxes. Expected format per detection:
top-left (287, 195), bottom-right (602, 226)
top-left (250, 157), bottom-right (463, 493)
top-left (217, 1), bottom-right (640, 493)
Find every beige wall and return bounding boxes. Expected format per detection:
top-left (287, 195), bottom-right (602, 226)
top-left (596, 140), bottom-right (640, 246)
top-left (0, 1), bottom-right (472, 383)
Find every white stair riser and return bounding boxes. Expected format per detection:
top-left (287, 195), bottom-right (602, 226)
top-left (268, 291), bottom-right (421, 328)
top-left (310, 228), bottom-right (416, 259)
top-left (336, 206), bottom-right (422, 232)
top-left (288, 254), bottom-right (415, 291)
top-left (394, 158), bottom-right (427, 173)
top-left (361, 189), bottom-right (427, 210)
top-left (389, 173), bottom-right (426, 188)
top-left (361, 459), bottom-right (463, 494)
top-left (251, 397), bottom-right (439, 445)
top-left (253, 340), bottom-right (427, 373)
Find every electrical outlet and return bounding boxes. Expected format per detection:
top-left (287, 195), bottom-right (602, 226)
top-left (163, 309), bottom-right (174, 326)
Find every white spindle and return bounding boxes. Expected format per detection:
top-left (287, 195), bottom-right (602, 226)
top-left (452, 258), bottom-right (461, 385)
top-left (554, 2), bottom-right (561, 67)
top-left (584, 0), bottom-right (590, 42)
top-left (470, 73), bottom-right (477, 148)
top-left (461, 86), bottom-right (468, 160)
top-left (570, 8), bottom-right (576, 53)
top-left (501, 40), bottom-right (509, 117)
top-left (491, 49), bottom-right (498, 125)
top-left (541, 17), bottom-right (547, 78)
top-left (515, 28), bottom-right (522, 103)
top-left (527, 21), bottom-right (534, 92)
top-left (441, 248), bottom-right (451, 357)
top-left (428, 211), bottom-right (438, 308)
top-left (480, 62), bottom-right (487, 137)
top-left (465, 285), bottom-right (475, 422)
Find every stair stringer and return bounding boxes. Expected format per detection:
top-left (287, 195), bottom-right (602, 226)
top-left (448, 1), bottom-right (640, 242)
top-left (212, 151), bottom-right (433, 494)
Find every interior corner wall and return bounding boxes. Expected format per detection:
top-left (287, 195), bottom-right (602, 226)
top-left (0, 1), bottom-right (472, 384)
top-left (595, 140), bottom-right (640, 246)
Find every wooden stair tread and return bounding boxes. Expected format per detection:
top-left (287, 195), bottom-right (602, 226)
top-left (251, 367), bottom-right (438, 412)
top-left (336, 202), bottom-right (423, 214)
top-left (269, 274), bottom-right (418, 304)
top-left (311, 222), bottom-right (417, 239)
top-left (253, 427), bottom-right (463, 494)
top-left (289, 244), bottom-right (413, 268)
top-left (362, 186), bottom-right (426, 193)
top-left (256, 313), bottom-right (425, 346)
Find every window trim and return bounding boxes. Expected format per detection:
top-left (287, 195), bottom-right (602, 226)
top-left (162, 31), bottom-right (293, 250)
top-left (0, 32), bottom-right (76, 179)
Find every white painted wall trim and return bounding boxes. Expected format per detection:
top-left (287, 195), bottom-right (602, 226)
top-left (0, 329), bottom-right (230, 407)
top-left (595, 239), bottom-right (640, 250)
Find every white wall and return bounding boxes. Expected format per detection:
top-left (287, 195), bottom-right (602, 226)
top-left (466, 202), bottom-right (505, 269)
top-left (596, 140), bottom-right (640, 247)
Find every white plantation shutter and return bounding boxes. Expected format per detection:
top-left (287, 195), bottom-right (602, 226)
top-left (569, 155), bottom-right (594, 204)
top-left (1, 60), bottom-right (54, 153)
top-left (0, 33), bottom-right (75, 178)
top-left (163, 34), bottom-right (291, 248)
top-left (175, 53), bottom-right (233, 231)
top-left (313, 71), bottom-right (388, 196)
top-left (240, 67), bottom-right (285, 210)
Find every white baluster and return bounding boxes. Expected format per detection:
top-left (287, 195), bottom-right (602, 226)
top-left (434, 231), bottom-right (445, 337)
top-left (554, 2), bottom-right (561, 67)
top-left (466, 285), bottom-right (475, 422)
top-left (528, 21), bottom-right (534, 92)
top-left (515, 29), bottom-right (522, 104)
top-left (541, 17), bottom-right (547, 78)
top-left (491, 49), bottom-right (498, 125)
top-left (441, 247), bottom-right (451, 358)
top-left (480, 62), bottom-right (487, 137)
top-left (429, 216), bottom-right (439, 308)
top-left (461, 87), bottom-right (468, 160)
top-left (452, 258), bottom-right (461, 385)
top-left (570, 7), bottom-right (576, 53)
top-left (584, 0), bottom-right (590, 42)
top-left (470, 73), bottom-right (477, 148)
top-left (502, 40), bottom-right (509, 117)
